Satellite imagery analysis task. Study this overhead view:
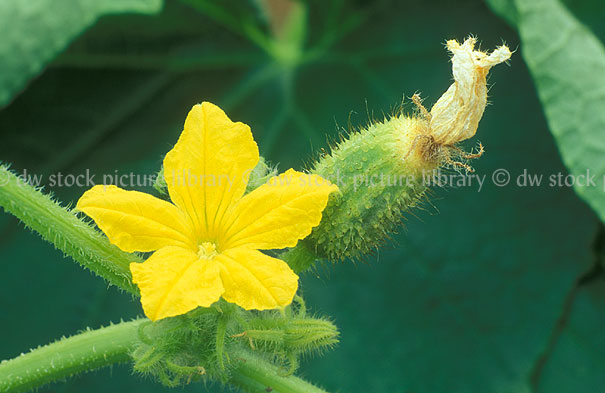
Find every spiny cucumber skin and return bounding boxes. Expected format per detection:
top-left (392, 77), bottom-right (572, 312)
top-left (307, 115), bottom-right (439, 261)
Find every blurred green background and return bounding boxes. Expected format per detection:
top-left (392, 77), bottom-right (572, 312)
top-left (1, 0), bottom-right (604, 392)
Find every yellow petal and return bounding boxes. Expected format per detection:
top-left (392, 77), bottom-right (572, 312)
top-left (130, 246), bottom-right (224, 321)
top-left (216, 247), bottom-right (298, 310)
top-left (163, 102), bottom-right (259, 241)
top-left (221, 169), bottom-right (338, 250)
top-left (76, 185), bottom-right (196, 253)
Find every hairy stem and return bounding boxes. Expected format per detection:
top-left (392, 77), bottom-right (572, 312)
top-left (0, 166), bottom-right (139, 294)
top-left (0, 319), bottom-right (329, 393)
top-left (0, 320), bottom-right (143, 393)
top-left (231, 351), bottom-right (328, 393)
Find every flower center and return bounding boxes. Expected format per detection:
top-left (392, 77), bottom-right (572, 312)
top-left (197, 242), bottom-right (218, 259)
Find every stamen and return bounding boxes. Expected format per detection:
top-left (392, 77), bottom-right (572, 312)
top-left (198, 242), bottom-right (218, 259)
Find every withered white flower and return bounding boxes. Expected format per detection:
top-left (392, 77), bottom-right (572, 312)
top-left (429, 37), bottom-right (511, 145)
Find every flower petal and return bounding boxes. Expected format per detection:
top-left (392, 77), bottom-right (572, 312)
top-left (130, 246), bottom-right (224, 321)
top-left (216, 247), bottom-right (298, 310)
top-left (221, 169), bottom-right (338, 250)
top-left (76, 185), bottom-right (196, 253)
top-left (429, 37), bottom-right (511, 144)
top-left (163, 102), bottom-right (259, 241)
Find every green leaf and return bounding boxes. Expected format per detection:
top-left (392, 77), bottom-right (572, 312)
top-left (487, 0), bottom-right (605, 222)
top-left (0, 0), bottom-right (163, 108)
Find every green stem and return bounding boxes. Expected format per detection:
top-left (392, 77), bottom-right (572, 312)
top-left (0, 320), bottom-right (144, 393)
top-left (0, 320), bottom-right (330, 393)
top-left (232, 351), bottom-right (328, 393)
top-left (0, 166), bottom-right (140, 294)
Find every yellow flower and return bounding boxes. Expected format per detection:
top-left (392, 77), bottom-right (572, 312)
top-left (77, 102), bottom-right (338, 321)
